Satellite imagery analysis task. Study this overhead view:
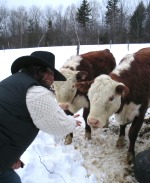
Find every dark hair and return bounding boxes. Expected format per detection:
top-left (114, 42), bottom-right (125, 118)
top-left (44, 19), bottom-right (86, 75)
top-left (21, 65), bottom-right (53, 90)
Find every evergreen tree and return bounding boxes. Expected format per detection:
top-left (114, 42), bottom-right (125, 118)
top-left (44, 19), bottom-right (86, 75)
top-left (76, 0), bottom-right (92, 27)
top-left (27, 18), bottom-right (42, 47)
top-left (129, 1), bottom-right (146, 43)
top-left (144, 3), bottom-right (150, 42)
top-left (105, 0), bottom-right (121, 43)
top-left (27, 19), bottom-right (35, 47)
top-left (76, 0), bottom-right (92, 44)
top-left (45, 19), bottom-right (53, 46)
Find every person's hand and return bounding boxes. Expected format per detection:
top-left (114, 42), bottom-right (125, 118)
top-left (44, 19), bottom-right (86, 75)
top-left (11, 159), bottom-right (25, 169)
top-left (74, 114), bottom-right (82, 127)
top-left (76, 120), bottom-right (82, 127)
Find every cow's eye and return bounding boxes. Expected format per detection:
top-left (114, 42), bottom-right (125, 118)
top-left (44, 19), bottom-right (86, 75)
top-left (109, 95), bottom-right (114, 101)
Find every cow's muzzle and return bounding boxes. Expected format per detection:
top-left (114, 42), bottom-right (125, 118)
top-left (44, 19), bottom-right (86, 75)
top-left (59, 103), bottom-right (69, 110)
top-left (87, 118), bottom-right (104, 128)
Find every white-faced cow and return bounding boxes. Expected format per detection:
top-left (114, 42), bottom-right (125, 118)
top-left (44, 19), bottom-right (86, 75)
top-left (53, 49), bottom-right (116, 144)
top-left (86, 47), bottom-right (150, 164)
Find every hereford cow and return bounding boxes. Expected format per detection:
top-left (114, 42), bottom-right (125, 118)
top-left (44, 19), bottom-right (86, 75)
top-left (86, 47), bottom-right (150, 164)
top-left (53, 49), bottom-right (116, 144)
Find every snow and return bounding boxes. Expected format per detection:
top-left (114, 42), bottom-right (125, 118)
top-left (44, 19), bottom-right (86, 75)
top-left (0, 43), bottom-right (150, 183)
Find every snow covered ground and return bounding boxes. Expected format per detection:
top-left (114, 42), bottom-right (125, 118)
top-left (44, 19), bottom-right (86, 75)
top-left (0, 43), bottom-right (150, 183)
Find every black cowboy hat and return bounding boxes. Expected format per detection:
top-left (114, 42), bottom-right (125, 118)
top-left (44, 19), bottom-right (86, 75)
top-left (11, 51), bottom-right (66, 81)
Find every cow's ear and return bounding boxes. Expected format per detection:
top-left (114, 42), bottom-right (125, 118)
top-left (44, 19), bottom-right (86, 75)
top-left (75, 80), bottom-right (94, 93)
top-left (116, 84), bottom-right (129, 97)
top-left (76, 71), bottom-right (88, 81)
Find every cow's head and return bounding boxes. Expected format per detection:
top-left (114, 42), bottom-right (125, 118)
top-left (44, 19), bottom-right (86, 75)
top-left (53, 68), bottom-right (88, 112)
top-left (87, 75), bottom-right (129, 128)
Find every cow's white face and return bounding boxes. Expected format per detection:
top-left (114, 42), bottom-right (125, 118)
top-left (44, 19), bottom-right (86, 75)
top-left (53, 68), bottom-right (78, 105)
top-left (53, 68), bottom-right (88, 113)
top-left (87, 75), bottom-right (126, 128)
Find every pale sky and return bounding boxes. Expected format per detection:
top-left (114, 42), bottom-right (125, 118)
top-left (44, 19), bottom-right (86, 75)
top-left (5, 0), bottom-right (81, 9)
top-left (2, 0), bottom-right (150, 10)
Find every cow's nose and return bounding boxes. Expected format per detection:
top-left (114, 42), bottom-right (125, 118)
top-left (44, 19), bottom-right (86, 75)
top-left (88, 118), bottom-right (99, 127)
top-left (59, 103), bottom-right (69, 110)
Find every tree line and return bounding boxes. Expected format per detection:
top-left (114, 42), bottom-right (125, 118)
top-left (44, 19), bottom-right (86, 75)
top-left (0, 0), bottom-right (149, 49)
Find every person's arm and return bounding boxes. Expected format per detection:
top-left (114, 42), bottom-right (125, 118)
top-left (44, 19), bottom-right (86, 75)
top-left (26, 86), bottom-right (81, 137)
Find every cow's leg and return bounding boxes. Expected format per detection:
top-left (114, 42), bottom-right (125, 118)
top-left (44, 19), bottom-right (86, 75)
top-left (116, 124), bottom-right (127, 148)
top-left (83, 108), bottom-right (91, 140)
top-left (127, 117), bottom-right (145, 164)
top-left (127, 105), bottom-right (147, 164)
top-left (64, 110), bottom-right (74, 145)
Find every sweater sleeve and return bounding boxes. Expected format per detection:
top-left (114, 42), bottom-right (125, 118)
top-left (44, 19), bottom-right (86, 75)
top-left (26, 86), bottom-right (76, 137)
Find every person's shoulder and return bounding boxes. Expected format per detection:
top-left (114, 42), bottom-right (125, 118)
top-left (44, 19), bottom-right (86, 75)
top-left (26, 86), bottom-right (51, 100)
top-left (28, 85), bottom-right (48, 93)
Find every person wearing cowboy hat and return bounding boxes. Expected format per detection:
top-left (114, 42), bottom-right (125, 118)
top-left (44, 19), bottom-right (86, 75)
top-left (0, 51), bottom-right (81, 183)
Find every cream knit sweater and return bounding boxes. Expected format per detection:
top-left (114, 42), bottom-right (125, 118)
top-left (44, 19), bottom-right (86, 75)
top-left (26, 86), bottom-right (76, 137)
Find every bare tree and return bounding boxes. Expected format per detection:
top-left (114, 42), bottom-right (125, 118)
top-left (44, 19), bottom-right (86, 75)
top-left (65, 5), bottom-right (80, 47)
top-left (41, 6), bottom-right (54, 46)
top-left (8, 6), bottom-right (29, 48)
top-left (52, 5), bottom-right (65, 45)
top-left (0, 3), bottom-right (9, 49)
top-left (89, 0), bottom-right (105, 44)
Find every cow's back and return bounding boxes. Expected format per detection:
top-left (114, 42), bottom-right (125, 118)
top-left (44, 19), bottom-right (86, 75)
top-left (62, 49), bottom-right (116, 81)
top-left (135, 47), bottom-right (150, 64)
top-left (77, 49), bottom-right (116, 80)
top-left (110, 47), bottom-right (150, 104)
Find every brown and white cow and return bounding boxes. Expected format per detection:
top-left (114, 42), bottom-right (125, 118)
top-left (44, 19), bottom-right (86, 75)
top-left (53, 49), bottom-right (116, 144)
top-left (86, 47), bottom-right (150, 164)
